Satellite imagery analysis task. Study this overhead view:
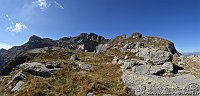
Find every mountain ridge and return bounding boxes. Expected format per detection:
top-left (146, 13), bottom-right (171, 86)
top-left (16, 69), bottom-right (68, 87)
top-left (1, 32), bottom-right (193, 96)
top-left (0, 33), bottom-right (109, 75)
top-left (0, 32), bottom-right (179, 75)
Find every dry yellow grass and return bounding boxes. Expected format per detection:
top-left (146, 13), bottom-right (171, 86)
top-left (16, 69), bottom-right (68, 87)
top-left (2, 50), bottom-right (130, 96)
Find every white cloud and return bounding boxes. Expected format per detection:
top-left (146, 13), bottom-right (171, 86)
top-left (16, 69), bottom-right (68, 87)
top-left (5, 14), bottom-right (12, 22)
top-left (6, 22), bottom-right (27, 33)
top-left (32, 0), bottom-right (51, 11)
top-left (6, 14), bottom-right (8, 18)
top-left (54, 1), bottom-right (64, 9)
top-left (32, 0), bottom-right (64, 11)
top-left (0, 42), bottom-right (12, 50)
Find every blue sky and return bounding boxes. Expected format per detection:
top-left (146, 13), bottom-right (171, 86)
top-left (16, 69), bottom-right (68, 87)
top-left (0, 0), bottom-right (200, 52)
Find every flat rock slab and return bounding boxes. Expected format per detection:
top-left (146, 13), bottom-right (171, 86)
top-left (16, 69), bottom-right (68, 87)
top-left (20, 62), bottom-right (51, 77)
top-left (122, 70), bottom-right (200, 96)
top-left (75, 62), bottom-right (92, 71)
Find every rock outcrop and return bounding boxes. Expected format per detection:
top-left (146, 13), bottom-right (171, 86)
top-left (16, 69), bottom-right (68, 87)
top-left (121, 59), bottom-right (200, 95)
top-left (135, 47), bottom-right (173, 65)
top-left (131, 32), bottom-right (142, 38)
top-left (0, 33), bottom-right (109, 75)
top-left (96, 44), bottom-right (110, 53)
top-left (20, 62), bottom-right (51, 77)
top-left (117, 32), bottom-right (180, 65)
top-left (22, 35), bottom-right (57, 50)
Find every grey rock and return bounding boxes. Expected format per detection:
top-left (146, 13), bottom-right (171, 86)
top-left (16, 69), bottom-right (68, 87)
top-left (26, 47), bottom-right (48, 53)
top-left (122, 70), bottom-right (200, 96)
top-left (121, 58), bottom-right (200, 96)
top-left (8, 85), bottom-right (12, 89)
top-left (111, 57), bottom-right (124, 64)
top-left (112, 56), bottom-right (119, 64)
top-left (122, 44), bottom-right (129, 50)
top-left (70, 54), bottom-right (79, 60)
top-left (177, 55), bottom-right (187, 66)
top-left (20, 62), bottom-right (51, 77)
top-left (13, 71), bottom-right (26, 81)
top-left (87, 92), bottom-right (94, 96)
top-left (46, 64), bottom-right (54, 69)
top-left (131, 32), bottom-right (142, 38)
top-left (121, 61), bottom-right (137, 70)
top-left (136, 47), bottom-right (172, 65)
top-left (96, 44), bottom-right (110, 53)
top-left (148, 65), bottom-right (163, 74)
top-left (78, 42), bottom-right (99, 52)
top-left (117, 59), bottom-right (124, 64)
top-left (121, 42), bottom-right (144, 53)
top-left (162, 62), bottom-right (173, 72)
top-left (76, 62), bottom-right (92, 71)
top-left (54, 63), bottom-right (61, 68)
top-left (134, 64), bottom-right (151, 75)
top-left (124, 55), bottom-right (128, 60)
top-left (11, 81), bottom-right (25, 92)
top-left (121, 59), bottom-right (148, 75)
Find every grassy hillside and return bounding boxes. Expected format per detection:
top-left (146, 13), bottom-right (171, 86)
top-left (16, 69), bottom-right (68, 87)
top-left (0, 49), bottom-right (131, 96)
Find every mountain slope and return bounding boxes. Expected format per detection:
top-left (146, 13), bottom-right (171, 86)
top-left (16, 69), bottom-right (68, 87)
top-left (0, 33), bottom-right (109, 75)
top-left (0, 32), bottom-right (191, 96)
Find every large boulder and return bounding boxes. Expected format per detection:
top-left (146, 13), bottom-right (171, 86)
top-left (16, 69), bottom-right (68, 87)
top-left (20, 62), bottom-right (51, 77)
top-left (119, 33), bottom-right (180, 65)
top-left (122, 59), bottom-right (147, 70)
top-left (136, 47), bottom-right (172, 65)
top-left (122, 59), bottom-right (175, 75)
top-left (96, 44), bottom-right (110, 53)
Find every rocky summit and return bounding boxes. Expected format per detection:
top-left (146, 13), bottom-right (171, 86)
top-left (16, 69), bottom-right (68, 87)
top-left (0, 32), bottom-right (200, 96)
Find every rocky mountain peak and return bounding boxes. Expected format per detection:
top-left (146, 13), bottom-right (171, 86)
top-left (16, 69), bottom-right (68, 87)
top-left (79, 33), bottom-right (89, 36)
top-left (131, 32), bottom-right (142, 38)
top-left (20, 35), bottom-right (56, 51)
top-left (75, 33), bottom-right (109, 44)
top-left (28, 35), bottom-right (42, 42)
top-left (0, 49), bottom-right (7, 55)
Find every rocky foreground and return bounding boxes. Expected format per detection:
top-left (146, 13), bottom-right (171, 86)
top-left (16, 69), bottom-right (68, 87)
top-left (0, 32), bottom-right (200, 96)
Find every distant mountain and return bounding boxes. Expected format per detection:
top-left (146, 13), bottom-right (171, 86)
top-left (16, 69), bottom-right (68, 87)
top-left (182, 52), bottom-right (200, 56)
